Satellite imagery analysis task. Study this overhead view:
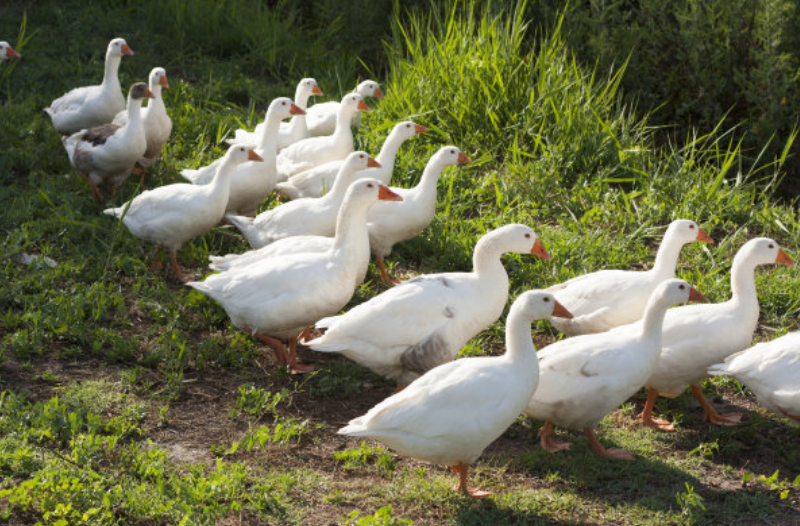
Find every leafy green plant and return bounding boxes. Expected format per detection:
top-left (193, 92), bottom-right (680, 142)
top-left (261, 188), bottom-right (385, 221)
top-left (676, 482), bottom-right (706, 517)
top-left (344, 505), bottom-right (414, 526)
top-left (335, 442), bottom-right (397, 477)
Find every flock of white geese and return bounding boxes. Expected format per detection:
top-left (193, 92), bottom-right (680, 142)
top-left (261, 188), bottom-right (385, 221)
top-left (7, 36), bottom-right (799, 497)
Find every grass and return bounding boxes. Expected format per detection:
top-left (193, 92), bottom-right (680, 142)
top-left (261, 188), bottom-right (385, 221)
top-left (1, 0), bottom-right (800, 524)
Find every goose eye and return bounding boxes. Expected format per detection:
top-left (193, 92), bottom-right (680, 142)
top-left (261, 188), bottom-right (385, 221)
top-left (367, 183), bottom-right (374, 188)
top-left (679, 284), bottom-right (686, 290)
top-left (524, 233), bottom-right (531, 239)
top-left (543, 297), bottom-right (550, 303)
top-left (689, 224), bottom-right (695, 229)
top-left (769, 244), bottom-right (775, 249)
top-left (359, 154), bottom-right (365, 159)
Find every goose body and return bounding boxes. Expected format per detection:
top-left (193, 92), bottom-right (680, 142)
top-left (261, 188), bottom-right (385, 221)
top-left (708, 332), bottom-right (800, 424)
top-left (308, 224), bottom-right (551, 385)
top-left (188, 179), bottom-right (401, 372)
top-left (548, 220), bottom-right (713, 336)
top-left (306, 80), bottom-right (383, 137)
top-left (367, 146), bottom-right (470, 283)
top-left (63, 83), bottom-right (152, 199)
top-left (181, 98), bottom-right (303, 216)
top-left (113, 67), bottom-right (172, 168)
top-left (227, 78), bottom-right (321, 150)
top-left (340, 290), bottom-right (571, 497)
top-left (638, 238), bottom-right (794, 428)
top-left (275, 121), bottom-right (427, 200)
top-left (276, 94), bottom-right (369, 181)
top-left (226, 151), bottom-right (378, 248)
top-left (525, 279), bottom-right (707, 459)
top-left (104, 145), bottom-right (262, 280)
top-left (46, 38), bottom-right (133, 135)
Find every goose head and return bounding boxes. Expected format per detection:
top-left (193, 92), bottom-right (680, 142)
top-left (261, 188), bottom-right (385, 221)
top-left (515, 290), bottom-right (573, 322)
top-left (736, 238), bottom-right (794, 268)
top-left (298, 77), bottom-right (323, 97)
top-left (356, 80), bottom-right (384, 99)
top-left (488, 224), bottom-right (550, 261)
top-left (129, 82), bottom-right (155, 102)
top-left (341, 93), bottom-right (370, 113)
top-left (433, 145), bottom-right (471, 167)
top-left (149, 67), bottom-right (169, 90)
top-left (665, 219), bottom-right (714, 245)
top-left (226, 144), bottom-right (264, 165)
top-left (652, 278), bottom-right (709, 308)
top-left (341, 150), bottom-right (381, 176)
top-left (392, 121), bottom-right (429, 141)
top-left (0, 42), bottom-right (20, 61)
top-left (269, 97), bottom-right (306, 121)
top-left (344, 177), bottom-right (403, 209)
top-left (108, 38), bottom-right (134, 57)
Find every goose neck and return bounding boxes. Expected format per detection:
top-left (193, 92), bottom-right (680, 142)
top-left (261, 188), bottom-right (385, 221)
top-left (333, 106), bottom-right (356, 135)
top-left (332, 198), bottom-right (370, 253)
top-left (259, 107), bottom-right (285, 153)
top-left (101, 53), bottom-right (122, 89)
top-left (651, 232), bottom-right (683, 278)
top-left (472, 235), bottom-right (510, 282)
top-left (376, 129), bottom-right (406, 166)
top-left (638, 294), bottom-right (672, 347)
top-left (504, 309), bottom-right (539, 367)
top-left (730, 254), bottom-right (758, 304)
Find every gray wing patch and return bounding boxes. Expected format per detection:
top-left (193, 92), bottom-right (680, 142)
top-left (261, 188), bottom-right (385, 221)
top-left (73, 148), bottom-right (95, 174)
top-left (82, 124), bottom-right (121, 146)
top-left (400, 331), bottom-right (452, 375)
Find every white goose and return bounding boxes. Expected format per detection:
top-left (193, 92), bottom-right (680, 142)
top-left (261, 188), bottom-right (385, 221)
top-left (640, 238), bottom-right (794, 430)
top-left (104, 145), bottom-right (262, 281)
top-left (226, 151), bottom-right (379, 248)
top-left (181, 98), bottom-right (304, 216)
top-left (548, 219), bottom-right (713, 336)
top-left (227, 78), bottom-right (322, 150)
top-left (339, 290), bottom-right (573, 498)
top-left (708, 332), bottom-right (800, 425)
top-left (307, 224), bottom-right (551, 386)
top-left (525, 279), bottom-right (708, 460)
top-left (306, 79), bottom-right (383, 137)
top-left (276, 93), bottom-right (369, 181)
top-left (188, 179), bottom-right (401, 374)
top-left (0, 41), bottom-right (21, 62)
top-left (275, 121), bottom-right (428, 200)
top-left (46, 38), bottom-right (134, 135)
top-left (63, 83), bottom-right (153, 200)
top-left (112, 67), bottom-right (172, 173)
top-left (367, 146), bottom-right (471, 284)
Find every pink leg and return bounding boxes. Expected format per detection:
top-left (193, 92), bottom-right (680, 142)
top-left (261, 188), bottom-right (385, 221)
top-left (583, 428), bottom-right (635, 461)
top-left (452, 462), bottom-right (490, 498)
top-left (638, 388), bottom-right (675, 431)
top-left (538, 420), bottom-right (572, 453)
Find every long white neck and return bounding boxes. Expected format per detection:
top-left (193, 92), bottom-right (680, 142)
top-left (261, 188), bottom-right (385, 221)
top-left (472, 232), bottom-right (511, 288)
top-left (332, 196), bottom-right (372, 254)
top-left (411, 155), bottom-right (449, 205)
top-left (101, 52), bottom-right (122, 90)
top-left (145, 83), bottom-right (164, 112)
top-left (258, 106), bottom-right (286, 160)
top-left (375, 129), bottom-right (408, 168)
top-left (123, 97), bottom-right (144, 131)
top-left (730, 249), bottom-right (759, 306)
top-left (207, 154), bottom-right (237, 202)
top-left (504, 306), bottom-right (539, 372)
top-left (285, 88), bottom-right (311, 136)
top-left (638, 291), bottom-right (674, 349)
top-left (651, 230), bottom-right (685, 277)
top-left (333, 105), bottom-right (357, 136)
top-left (321, 164), bottom-right (358, 205)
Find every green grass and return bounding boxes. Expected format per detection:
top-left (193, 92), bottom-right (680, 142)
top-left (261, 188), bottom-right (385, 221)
top-left (1, 0), bottom-right (799, 525)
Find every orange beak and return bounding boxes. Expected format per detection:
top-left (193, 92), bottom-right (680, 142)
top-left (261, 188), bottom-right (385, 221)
top-left (696, 228), bottom-right (714, 244)
top-left (378, 185), bottom-right (402, 201)
top-left (552, 300), bottom-right (573, 319)
top-left (531, 239), bottom-right (550, 261)
top-left (457, 152), bottom-right (471, 164)
top-left (373, 87), bottom-right (384, 99)
top-left (248, 150), bottom-right (264, 162)
top-left (776, 248), bottom-right (795, 267)
top-left (121, 44), bottom-right (134, 56)
top-left (159, 75), bottom-right (170, 88)
top-left (357, 100), bottom-right (371, 112)
top-left (366, 157), bottom-right (381, 168)
top-left (414, 124), bottom-right (429, 134)
top-left (688, 287), bottom-right (709, 303)
top-left (6, 46), bottom-right (20, 59)
top-left (289, 103), bottom-right (306, 116)
top-left (143, 88), bottom-right (155, 99)
top-left (311, 85), bottom-right (323, 96)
